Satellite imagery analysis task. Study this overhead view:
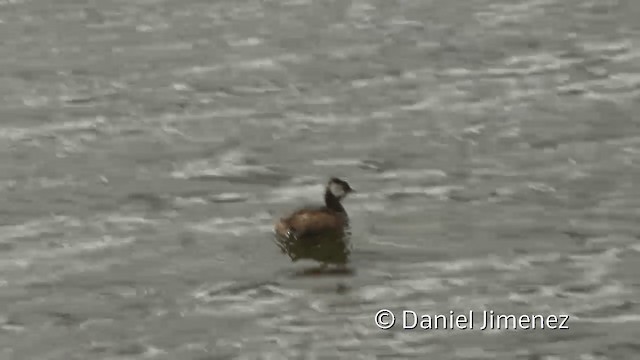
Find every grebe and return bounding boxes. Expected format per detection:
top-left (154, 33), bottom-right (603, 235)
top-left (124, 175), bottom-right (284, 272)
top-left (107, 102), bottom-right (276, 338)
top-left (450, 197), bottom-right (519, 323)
top-left (274, 177), bottom-right (354, 241)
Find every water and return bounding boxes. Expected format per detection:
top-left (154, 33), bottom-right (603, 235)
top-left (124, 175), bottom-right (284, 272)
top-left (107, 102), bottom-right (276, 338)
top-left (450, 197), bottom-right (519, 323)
top-left (1, 0), bottom-right (639, 359)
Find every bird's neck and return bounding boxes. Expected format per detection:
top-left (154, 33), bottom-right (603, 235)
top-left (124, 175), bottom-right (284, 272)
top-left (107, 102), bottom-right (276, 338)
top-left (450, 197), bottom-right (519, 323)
top-left (324, 190), bottom-right (345, 213)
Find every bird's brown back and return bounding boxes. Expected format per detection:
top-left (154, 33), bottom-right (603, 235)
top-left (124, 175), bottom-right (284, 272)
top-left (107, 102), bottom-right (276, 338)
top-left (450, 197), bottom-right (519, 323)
top-left (276, 207), bottom-right (348, 239)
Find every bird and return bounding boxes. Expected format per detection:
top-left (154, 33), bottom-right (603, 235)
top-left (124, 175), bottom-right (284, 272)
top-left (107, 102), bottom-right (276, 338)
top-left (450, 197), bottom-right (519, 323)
top-left (273, 177), bottom-right (355, 265)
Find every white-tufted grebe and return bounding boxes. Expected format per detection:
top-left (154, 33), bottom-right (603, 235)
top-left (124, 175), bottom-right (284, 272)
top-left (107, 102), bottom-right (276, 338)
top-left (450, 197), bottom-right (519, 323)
top-left (274, 177), bottom-right (355, 240)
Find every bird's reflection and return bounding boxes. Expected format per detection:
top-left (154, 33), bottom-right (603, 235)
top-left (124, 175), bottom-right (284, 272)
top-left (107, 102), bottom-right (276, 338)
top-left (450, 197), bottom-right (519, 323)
top-left (273, 227), bottom-right (353, 275)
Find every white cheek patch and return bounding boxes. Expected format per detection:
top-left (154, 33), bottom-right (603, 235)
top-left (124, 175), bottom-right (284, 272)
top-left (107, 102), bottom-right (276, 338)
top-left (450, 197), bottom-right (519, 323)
top-left (329, 183), bottom-right (346, 197)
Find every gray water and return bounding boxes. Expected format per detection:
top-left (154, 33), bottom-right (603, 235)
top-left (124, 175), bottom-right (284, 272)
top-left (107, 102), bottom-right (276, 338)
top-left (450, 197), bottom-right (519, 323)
top-left (1, 0), bottom-right (640, 359)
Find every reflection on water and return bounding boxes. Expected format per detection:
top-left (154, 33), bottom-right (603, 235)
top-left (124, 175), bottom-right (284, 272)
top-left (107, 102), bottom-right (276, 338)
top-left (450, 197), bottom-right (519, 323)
top-left (273, 227), bottom-right (353, 270)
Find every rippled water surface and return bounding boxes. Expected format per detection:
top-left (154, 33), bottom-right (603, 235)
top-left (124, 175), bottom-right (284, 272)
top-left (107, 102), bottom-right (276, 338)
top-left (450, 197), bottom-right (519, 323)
top-left (1, 0), bottom-right (640, 359)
